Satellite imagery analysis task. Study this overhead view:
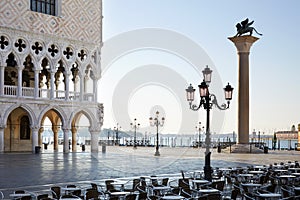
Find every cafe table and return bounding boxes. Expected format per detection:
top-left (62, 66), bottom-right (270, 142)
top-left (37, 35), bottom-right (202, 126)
top-left (241, 183), bottom-right (262, 193)
top-left (61, 187), bottom-right (82, 195)
top-left (161, 195), bottom-right (185, 200)
top-left (257, 193), bottom-right (281, 199)
top-left (152, 186), bottom-right (171, 195)
top-left (191, 179), bottom-right (210, 189)
top-left (9, 193), bottom-right (32, 199)
top-left (198, 188), bottom-right (219, 194)
top-left (110, 191), bottom-right (130, 200)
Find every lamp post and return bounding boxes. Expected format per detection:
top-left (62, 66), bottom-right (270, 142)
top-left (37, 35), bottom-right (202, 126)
top-left (149, 111), bottom-right (165, 156)
top-left (130, 118), bottom-right (140, 149)
top-left (185, 65), bottom-right (234, 181)
top-left (196, 122), bottom-right (204, 148)
top-left (114, 123), bottom-right (121, 146)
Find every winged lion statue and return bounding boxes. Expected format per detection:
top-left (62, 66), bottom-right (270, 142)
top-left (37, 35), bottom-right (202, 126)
top-left (235, 18), bottom-right (262, 37)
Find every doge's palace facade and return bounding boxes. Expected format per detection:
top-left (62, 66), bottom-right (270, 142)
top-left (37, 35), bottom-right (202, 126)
top-left (0, 0), bottom-right (103, 153)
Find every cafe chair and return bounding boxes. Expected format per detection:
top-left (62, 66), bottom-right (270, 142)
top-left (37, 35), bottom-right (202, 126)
top-left (125, 193), bottom-right (137, 200)
top-left (37, 194), bottom-right (49, 200)
top-left (50, 186), bottom-right (61, 200)
top-left (85, 190), bottom-right (99, 200)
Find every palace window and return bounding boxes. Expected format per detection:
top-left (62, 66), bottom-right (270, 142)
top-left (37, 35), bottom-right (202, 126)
top-left (30, 0), bottom-right (57, 16)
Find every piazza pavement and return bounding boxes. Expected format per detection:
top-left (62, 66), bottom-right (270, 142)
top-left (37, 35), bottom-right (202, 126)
top-left (0, 145), bottom-right (299, 196)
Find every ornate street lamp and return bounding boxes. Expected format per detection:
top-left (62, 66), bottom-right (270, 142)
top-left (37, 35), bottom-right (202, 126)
top-left (196, 122), bottom-right (204, 148)
top-left (130, 118), bottom-right (140, 149)
top-left (185, 65), bottom-right (233, 181)
top-left (114, 123), bottom-right (121, 145)
top-left (149, 111), bottom-right (165, 156)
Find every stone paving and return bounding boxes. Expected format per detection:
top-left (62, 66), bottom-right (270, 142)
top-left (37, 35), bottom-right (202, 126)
top-left (0, 145), bottom-right (299, 197)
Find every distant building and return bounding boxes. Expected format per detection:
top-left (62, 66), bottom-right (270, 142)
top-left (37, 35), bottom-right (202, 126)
top-left (0, 0), bottom-right (103, 153)
top-left (275, 131), bottom-right (298, 140)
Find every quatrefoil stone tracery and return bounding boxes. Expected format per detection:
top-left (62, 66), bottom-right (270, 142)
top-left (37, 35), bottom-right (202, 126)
top-left (48, 44), bottom-right (58, 57)
top-left (32, 42), bottom-right (43, 55)
top-left (63, 47), bottom-right (73, 60)
top-left (0, 36), bottom-right (9, 50)
top-left (15, 38), bottom-right (26, 52)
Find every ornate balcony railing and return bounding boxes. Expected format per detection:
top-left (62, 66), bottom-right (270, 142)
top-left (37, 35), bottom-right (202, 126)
top-left (2, 85), bottom-right (94, 102)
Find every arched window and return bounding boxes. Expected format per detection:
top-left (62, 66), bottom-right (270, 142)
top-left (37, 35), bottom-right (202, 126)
top-left (20, 116), bottom-right (30, 140)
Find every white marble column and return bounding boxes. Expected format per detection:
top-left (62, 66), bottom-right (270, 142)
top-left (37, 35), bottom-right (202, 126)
top-left (0, 66), bottom-right (4, 96)
top-left (17, 67), bottom-right (23, 97)
top-left (31, 126), bottom-right (39, 153)
top-left (62, 128), bottom-right (70, 153)
top-left (0, 126), bottom-right (5, 152)
top-left (38, 127), bottom-right (44, 147)
top-left (93, 78), bottom-right (97, 102)
top-left (50, 71), bottom-right (55, 99)
top-left (65, 72), bottom-right (70, 100)
top-left (90, 129), bottom-right (100, 153)
top-left (34, 69), bottom-right (40, 99)
top-left (80, 75), bottom-right (84, 101)
top-left (71, 126), bottom-right (77, 151)
top-left (229, 36), bottom-right (259, 144)
top-left (52, 126), bottom-right (59, 151)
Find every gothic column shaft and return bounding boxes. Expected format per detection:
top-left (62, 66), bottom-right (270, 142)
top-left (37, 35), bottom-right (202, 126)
top-left (93, 79), bottom-right (97, 102)
top-left (90, 130), bottom-right (99, 153)
top-left (0, 66), bottom-right (4, 96)
top-left (65, 73), bottom-right (70, 100)
top-left (34, 69), bottom-right (39, 98)
top-left (71, 127), bottom-right (77, 151)
top-left (31, 127), bottom-right (39, 153)
top-left (0, 127), bottom-right (4, 152)
top-left (50, 72), bottom-right (55, 99)
top-left (52, 126), bottom-right (59, 151)
top-left (63, 128), bottom-right (70, 153)
top-left (17, 67), bottom-right (23, 97)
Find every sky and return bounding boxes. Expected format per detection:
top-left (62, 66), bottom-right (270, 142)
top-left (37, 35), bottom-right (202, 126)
top-left (98, 0), bottom-right (300, 136)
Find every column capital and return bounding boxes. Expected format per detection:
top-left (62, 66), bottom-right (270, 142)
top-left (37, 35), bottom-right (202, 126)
top-left (228, 36), bottom-right (259, 53)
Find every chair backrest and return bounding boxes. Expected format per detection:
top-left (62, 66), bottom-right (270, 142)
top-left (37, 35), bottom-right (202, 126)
top-left (281, 186), bottom-right (292, 198)
top-left (138, 192), bottom-right (147, 200)
top-left (37, 194), bottom-right (49, 200)
top-left (66, 184), bottom-right (76, 188)
top-left (150, 176), bottom-right (159, 186)
top-left (162, 178), bottom-right (169, 186)
top-left (15, 190), bottom-right (25, 194)
top-left (181, 188), bottom-right (192, 198)
top-left (132, 178), bottom-right (141, 190)
top-left (0, 191), bottom-right (4, 200)
top-left (206, 193), bottom-right (221, 200)
top-left (211, 181), bottom-right (225, 191)
top-left (243, 193), bottom-right (255, 200)
top-left (85, 190), bottom-right (99, 200)
top-left (125, 193), bottom-right (137, 200)
top-left (51, 186), bottom-right (61, 199)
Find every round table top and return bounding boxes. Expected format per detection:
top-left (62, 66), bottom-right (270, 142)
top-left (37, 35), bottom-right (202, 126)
top-left (258, 193), bottom-right (281, 197)
top-left (61, 187), bottom-right (81, 191)
top-left (9, 193), bottom-right (31, 197)
top-left (248, 171), bottom-right (264, 174)
top-left (238, 174), bottom-right (253, 177)
top-left (152, 186), bottom-right (171, 190)
top-left (198, 189), bottom-right (219, 193)
top-left (279, 175), bottom-right (296, 178)
top-left (110, 191), bottom-right (130, 196)
top-left (192, 179), bottom-right (209, 184)
top-left (161, 195), bottom-right (185, 200)
top-left (294, 187), bottom-right (300, 190)
top-left (292, 173), bottom-right (300, 176)
top-left (242, 183), bottom-right (262, 187)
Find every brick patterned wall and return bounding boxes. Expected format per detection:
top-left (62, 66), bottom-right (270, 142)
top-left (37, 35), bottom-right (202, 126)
top-left (0, 0), bottom-right (102, 44)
